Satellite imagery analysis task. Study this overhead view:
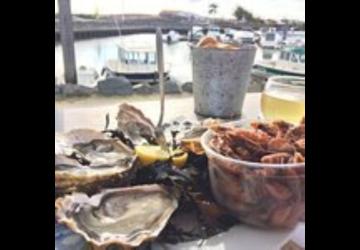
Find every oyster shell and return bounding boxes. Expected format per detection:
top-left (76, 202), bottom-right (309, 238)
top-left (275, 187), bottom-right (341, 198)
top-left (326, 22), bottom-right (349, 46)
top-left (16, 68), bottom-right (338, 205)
top-left (180, 119), bottom-right (222, 155)
top-left (55, 184), bottom-right (178, 249)
top-left (116, 103), bottom-right (156, 145)
top-left (55, 130), bottom-right (137, 196)
top-left (55, 129), bottom-right (107, 155)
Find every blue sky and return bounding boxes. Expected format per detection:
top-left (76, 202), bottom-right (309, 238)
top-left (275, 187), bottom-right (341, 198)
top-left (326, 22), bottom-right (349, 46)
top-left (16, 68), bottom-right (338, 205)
top-left (55, 0), bottom-right (305, 21)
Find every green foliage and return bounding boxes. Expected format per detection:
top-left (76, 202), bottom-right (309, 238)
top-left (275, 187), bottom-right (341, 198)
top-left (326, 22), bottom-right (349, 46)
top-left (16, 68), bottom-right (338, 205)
top-left (208, 3), bottom-right (218, 16)
top-left (233, 5), bottom-right (254, 21)
top-left (232, 6), bottom-right (304, 30)
top-left (266, 19), bottom-right (278, 26)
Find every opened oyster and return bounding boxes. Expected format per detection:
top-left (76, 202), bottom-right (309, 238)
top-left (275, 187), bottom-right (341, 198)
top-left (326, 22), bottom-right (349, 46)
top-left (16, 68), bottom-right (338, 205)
top-left (181, 118), bottom-right (222, 155)
top-left (55, 129), bottom-right (137, 196)
top-left (55, 129), bottom-right (107, 155)
top-left (55, 184), bottom-right (178, 249)
top-left (116, 103), bottom-right (156, 145)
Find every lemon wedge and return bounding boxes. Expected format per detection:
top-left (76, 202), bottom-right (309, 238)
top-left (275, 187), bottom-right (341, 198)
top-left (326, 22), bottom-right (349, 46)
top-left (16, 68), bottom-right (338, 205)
top-left (171, 148), bottom-right (188, 168)
top-left (135, 145), bottom-right (170, 166)
top-left (135, 145), bottom-right (188, 168)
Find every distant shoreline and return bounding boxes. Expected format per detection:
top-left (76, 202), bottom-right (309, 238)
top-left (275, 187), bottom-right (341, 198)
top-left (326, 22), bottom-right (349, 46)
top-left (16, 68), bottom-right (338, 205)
top-left (55, 14), bottom-right (197, 42)
top-left (55, 13), bottom-right (304, 42)
top-left (55, 26), bottom-right (189, 42)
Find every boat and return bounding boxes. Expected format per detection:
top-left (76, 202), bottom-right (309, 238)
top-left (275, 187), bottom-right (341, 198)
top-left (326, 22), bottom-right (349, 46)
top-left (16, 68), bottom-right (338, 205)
top-left (253, 31), bottom-right (261, 44)
top-left (233, 30), bottom-right (255, 44)
top-left (163, 30), bottom-right (181, 44)
top-left (77, 66), bottom-right (99, 86)
top-left (260, 28), bottom-right (282, 49)
top-left (187, 26), bottom-right (203, 41)
top-left (253, 46), bottom-right (305, 77)
top-left (101, 40), bottom-right (170, 84)
top-left (280, 30), bottom-right (305, 47)
top-left (187, 25), bottom-right (227, 43)
top-left (206, 26), bottom-right (227, 41)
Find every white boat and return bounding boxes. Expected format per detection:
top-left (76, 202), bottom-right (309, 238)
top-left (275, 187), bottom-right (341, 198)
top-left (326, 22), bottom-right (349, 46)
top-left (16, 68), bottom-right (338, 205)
top-left (102, 39), bottom-right (170, 83)
top-left (77, 66), bottom-right (99, 86)
top-left (260, 28), bottom-right (282, 49)
top-left (187, 25), bottom-right (227, 42)
top-left (253, 46), bottom-right (305, 77)
top-left (163, 30), bottom-right (181, 44)
top-left (253, 31), bottom-right (261, 43)
top-left (207, 26), bottom-right (227, 41)
top-left (233, 30), bottom-right (255, 44)
top-left (281, 31), bottom-right (305, 47)
top-left (187, 26), bottom-right (203, 41)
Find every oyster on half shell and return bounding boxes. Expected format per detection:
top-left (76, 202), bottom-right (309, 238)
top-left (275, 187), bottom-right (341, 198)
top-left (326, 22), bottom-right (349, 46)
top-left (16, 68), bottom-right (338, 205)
top-left (55, 184), bottom-right (178, 249)
top-left (180, 119), bottom-right (222, 155)
top-left (116, 103), bottom-right (156, 145)
top-left (55, 129), bottom-right (137, 196)
top-left (56, 129), bottom-right (108, 155)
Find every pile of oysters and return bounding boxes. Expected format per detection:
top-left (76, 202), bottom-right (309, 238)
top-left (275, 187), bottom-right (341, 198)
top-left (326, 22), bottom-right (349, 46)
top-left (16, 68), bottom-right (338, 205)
top-left (55, 104), bottom-right (235, 250)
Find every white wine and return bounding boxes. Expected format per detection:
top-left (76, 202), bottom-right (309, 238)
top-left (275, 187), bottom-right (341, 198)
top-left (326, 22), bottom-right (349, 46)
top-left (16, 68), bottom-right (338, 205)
top-left (261, 88), bottom-right (305, 124)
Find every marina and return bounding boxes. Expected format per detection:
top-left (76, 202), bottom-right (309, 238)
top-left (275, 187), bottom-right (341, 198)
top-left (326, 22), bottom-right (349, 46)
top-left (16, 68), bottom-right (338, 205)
top-left (102, 39), bottom-right (170, 83)
top-left (253, 45), bottom-right (305, 77)
top-left (55, 1), bottom-right (305, 249)
top-left (55, 31), bottom-right (304, 88)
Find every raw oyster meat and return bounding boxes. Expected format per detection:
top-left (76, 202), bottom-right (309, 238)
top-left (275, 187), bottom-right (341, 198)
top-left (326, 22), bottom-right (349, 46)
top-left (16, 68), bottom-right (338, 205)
top-left (55, 129), bottom-right (107, 155)
top-left (180, 118), bottom-right (222, 155)
top-left (55, 129), bottom-right (137, 196)
top-left (55, 184), bottom-right (178, 249)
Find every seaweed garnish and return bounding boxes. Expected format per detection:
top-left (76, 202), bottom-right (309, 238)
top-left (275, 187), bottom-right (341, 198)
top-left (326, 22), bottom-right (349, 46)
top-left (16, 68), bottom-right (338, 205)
top-left (102, 113), bottom-right (238, 244)
top-left (131, 153), bottom-right (238, 245)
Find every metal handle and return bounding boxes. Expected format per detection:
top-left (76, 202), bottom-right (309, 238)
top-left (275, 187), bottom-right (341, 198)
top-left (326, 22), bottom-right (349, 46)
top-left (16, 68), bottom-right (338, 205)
top-left (156, 28), bottom-right (165, 128)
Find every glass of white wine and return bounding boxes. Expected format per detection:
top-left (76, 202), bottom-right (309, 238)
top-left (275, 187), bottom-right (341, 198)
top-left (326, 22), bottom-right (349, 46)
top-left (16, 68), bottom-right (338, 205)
top-left (261, 76), bottom-right (305, 124)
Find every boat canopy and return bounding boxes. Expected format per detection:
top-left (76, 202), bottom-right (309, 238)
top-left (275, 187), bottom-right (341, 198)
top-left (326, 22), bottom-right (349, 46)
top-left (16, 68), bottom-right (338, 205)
top-left (117, 43), bottom-right (157, 65)
top-left (265, 32), bottom-right (276, 41)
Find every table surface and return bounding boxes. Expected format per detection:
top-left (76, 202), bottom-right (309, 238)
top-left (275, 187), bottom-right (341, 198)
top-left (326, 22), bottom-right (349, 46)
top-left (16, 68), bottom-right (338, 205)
top-left (54, 93), bottom-right (305, 250)
top-left (55, 93), bottom-right (261, 132)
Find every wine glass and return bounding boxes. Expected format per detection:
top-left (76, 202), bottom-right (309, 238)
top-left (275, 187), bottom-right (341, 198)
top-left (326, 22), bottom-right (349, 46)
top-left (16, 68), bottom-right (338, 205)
top-left (260, 76), bottom-right (305, 124)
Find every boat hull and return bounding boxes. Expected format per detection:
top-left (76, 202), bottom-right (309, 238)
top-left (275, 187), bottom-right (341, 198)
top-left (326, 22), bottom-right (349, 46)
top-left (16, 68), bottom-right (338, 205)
top-left (253, 64), bottom-right (305, 77)
top-left (102, 67), bottom-right (170, 84)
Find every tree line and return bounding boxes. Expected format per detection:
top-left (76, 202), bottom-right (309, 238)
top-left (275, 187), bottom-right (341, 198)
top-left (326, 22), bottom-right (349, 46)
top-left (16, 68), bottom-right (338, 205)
top-left (210, 4), bottom-right (305, 30)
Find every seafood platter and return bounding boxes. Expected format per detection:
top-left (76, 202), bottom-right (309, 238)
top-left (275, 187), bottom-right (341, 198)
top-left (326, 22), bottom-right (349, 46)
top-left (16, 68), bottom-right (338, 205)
top-left (55, 103), bottom-right (305, 250)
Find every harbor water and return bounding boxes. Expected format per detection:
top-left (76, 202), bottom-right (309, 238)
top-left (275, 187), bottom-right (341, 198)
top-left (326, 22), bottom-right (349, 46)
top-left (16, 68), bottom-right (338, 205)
top-left (55, 33), bottom-right (278, 86)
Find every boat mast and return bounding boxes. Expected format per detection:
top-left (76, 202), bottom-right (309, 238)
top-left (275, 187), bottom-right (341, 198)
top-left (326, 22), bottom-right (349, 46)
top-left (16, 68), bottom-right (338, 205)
top-left (120, 0), bottom-right (124, 37)
top-left (111, 0), bottom-right (124, 38)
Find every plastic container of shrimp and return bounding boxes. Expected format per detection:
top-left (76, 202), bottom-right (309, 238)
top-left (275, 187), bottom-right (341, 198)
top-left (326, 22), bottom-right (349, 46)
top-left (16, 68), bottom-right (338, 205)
top-left (200, 123), bottom-right (305, 229)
